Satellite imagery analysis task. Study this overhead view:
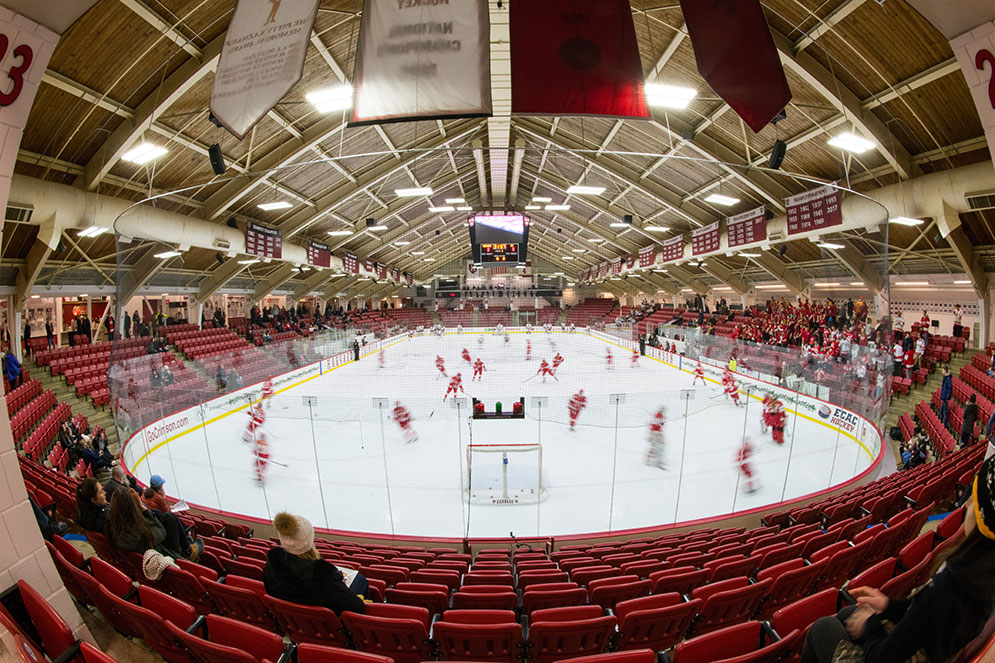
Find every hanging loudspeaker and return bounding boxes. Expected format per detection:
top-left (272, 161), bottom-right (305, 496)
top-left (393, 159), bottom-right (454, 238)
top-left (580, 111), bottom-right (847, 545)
top-left (209, 143), bottom-right (226, 175)
top-left (768, 139), bottom-right (786, 170)
top-left (777, 245), bottom-right (787, 257)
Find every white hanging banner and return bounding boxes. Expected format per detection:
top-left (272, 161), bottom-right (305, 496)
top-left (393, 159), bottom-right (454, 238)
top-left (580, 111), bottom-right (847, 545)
top-left (951, 21), bottom-right (995, 173)
top-left (210, 0), bottom-right (319, 139)
top-left (351, 0), bottom-right (492, 125)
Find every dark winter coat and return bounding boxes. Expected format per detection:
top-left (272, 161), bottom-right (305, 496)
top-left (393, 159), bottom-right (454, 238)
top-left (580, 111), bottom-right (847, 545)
top-left (940, 374), bottom-right (953, 401)
top-left (263, 548), bottom-right (366, 615)
top-left (963, 402), bottom-right (979, 433)
top-left (77, 501), bottom-right (108, 533)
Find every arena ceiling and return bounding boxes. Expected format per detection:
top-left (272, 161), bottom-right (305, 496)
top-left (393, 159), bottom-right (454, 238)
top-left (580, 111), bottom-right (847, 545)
top-left (5, 0), bottom-right (995, 304)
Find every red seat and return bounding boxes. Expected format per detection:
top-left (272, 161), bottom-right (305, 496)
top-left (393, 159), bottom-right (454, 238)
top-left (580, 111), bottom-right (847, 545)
top-left (46, 543), bottom-right (97, 607)
top-left (451, 588), bottom-right (519, 611)
top-left (205, 579), bottom-right (281, 633)
top-left (673, 620), bottom-right (798, 663)
top-left (552, 651), bottom-right (658, 663)
top-left (263, 594), bottom-right (348, 646)
top-left (518, 570), bottom-right (569, 590)
top-left (160, 566), bottom-right (216, 615)
top-left (18, 580), bottom-right (78, 660)
top-left (880, 555), bottom-right (932, 599)
top-left (613, 593), bottom-right (702, 652)
top-left (526, 605), bottom-right (617, 663)
top-left (688, 577), bottom-right (772, 636)
top-left (13, 636), bottom-right (121, 663)
top-left (770, 588), bottom-right (840, 659)
top-left (522, 587), bottom-right (588, 616)
top-left (756, 559), bottom-right (826, 619)
top-left (588, 578), bottom-right (652, 611)
top-left (848, 557), bottom-right (897, 590)
top-left (650, 566), bottom-right (709, 596)
top-left (100, 584), bottom-right (197, 663)
top-left (340, 605), bottom-right (434, 663)
top-left (384, 585), bottom-right (449, 616)
top-left (433, 611), bottom-right (524, 661)
top-left (165, 613), bottom-right (289, 663)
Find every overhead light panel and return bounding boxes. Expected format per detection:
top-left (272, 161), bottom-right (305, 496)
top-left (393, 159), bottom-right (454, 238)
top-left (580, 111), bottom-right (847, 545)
top-left (412, 251), bottom-right (425, 255)
top-left (895, 281), bottom-right (930, 286)
top-left (645, 83), bottom-right (697, 110)
top-left (258, 201), bottom-right (292, 211)
top-left (238, 259), bottom-right (261, 265)
top-left (572, 248), bottom-right (586, 253)
top-left (567, 185), bottom-right (606, 195)
top-left (532, 197), bottom-right (552, 203)
top-left (738, 252), bottom-right (760, 258)
top-left (562, 256), bottom-right (575, 260)
top-left (77, 226), bottom-right (108, 238)
top-left (368, 225), bottom-right (389, 232)
top-left (394, 241), bottom-right (411, 246)
top-left (827, 132), bottom-right (875, 154)
top-left (889, 216), bottom-right (924, 226)
top-left (396, 187), bottom-right (433, 197)
top-left (154, 250), bottom-right (182, 259)
top-left (306, 84), bottom-right (353, 113)
top-left (445, 198), bottom-right (465, 204)
top-left (456, 206), bottom-right (473, 211)
top-left (429, 206), bottom-right (455, 213)
top-left (704, 193), bottom-right (740, 206)
top-left (814, 282), bottom-right (841, 288)
top-left (610, 222), bottom-right (628, 228)
top-left (587, 238), bottom-right (603, 243)
top-left (756, 284), bottom-right (788, 290)
top-left (423, 257), bottom-right (436, 262)
top-left (327, 230), bottom-right (354, 236)
top-left (545, 204), bottom-right (570, 211)
top-left (644, 225), bottom-right (669, 232)
top-left (954, 280), bottom-right (971, 284)
top-left (122, 142), bottom-right (167, 165)
top-left (525, 205), bottom-right (541, 210)
top-left (816, 242), bottom-right (845, 249)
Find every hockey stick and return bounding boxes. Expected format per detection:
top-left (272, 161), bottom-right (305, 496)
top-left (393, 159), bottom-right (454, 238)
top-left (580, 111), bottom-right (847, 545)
top-left (267, 459), bottom-right (290, 468)
top-left (522, 373), bottom-right (541, 383)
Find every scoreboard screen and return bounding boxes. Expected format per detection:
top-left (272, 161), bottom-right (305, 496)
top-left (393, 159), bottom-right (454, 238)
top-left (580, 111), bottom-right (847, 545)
top-left (469, 214), bottom-right (529, 264)
top-left (480, 243), bottom-right (520, 263)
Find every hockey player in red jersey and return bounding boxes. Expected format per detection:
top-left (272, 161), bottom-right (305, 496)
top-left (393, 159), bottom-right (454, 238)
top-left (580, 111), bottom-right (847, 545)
top-left (722, 369), bottom-right (742, 406)
top-left (537, 358), bottom-right (555, 382)
top-left (605, 348), bottom-right (613, 369)
top-left (760, 393), bottom-right (773, 433)
top-left (243, 403), bottom-right (269, 483)
top-left (646, 408), bottom-right (666, 469)
top-left (461, 348), bottom-right (472, 365)
top-left (378, 349), bottom-right (386, 369)
top-left (472, 358), bottom-right (486, 381)
top-left (435, 355), bottom-right (447, 379)
top-left (392, 402), bottom-right (417, 444)
top-left (552, 353), bottom-right (564, 372)
top-left (261, 379), bottom-right (274, 405)
top-left (525, 339), bottom-right (532, 361)
top-left (568, 389), bottom-right (587, 430)
top-left (444, 372), bottom-right (464, 400)
top-left (243, 402), bottom-right (266, 444)
top-left (631, 350), bottom-right (640, 367)
top-left (737, 438), bottom-right (759, 493)
top-left (692, 363), bottom-right (706, 386)
top-left (769, 397), bottom-right (786, 444)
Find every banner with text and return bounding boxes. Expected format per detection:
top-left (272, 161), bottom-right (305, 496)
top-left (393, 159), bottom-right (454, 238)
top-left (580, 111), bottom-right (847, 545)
top-left (786, 186), bottom-right (842, 236)
top-left (404, 272), bottom-right (413, 286)
top-left (245, 221), bottom-right (283, 259)
top-left (343, 252), bottom-right (359, 274)
top-left (691, 221), bottom-right (720, 256)
top-left (211, 0), bottom-right (319, 139)
top-left (611, 258), bottom-right (623, 274)
top-left (660, 236), bottom-right (684, 263)
top-left (351, 0), bottom-right (492, 125)
top-left (726, 206), bottom-right (767, 247)
top-left (639, 246), bottom-right (656, 268)
top-left (306, 239), bottom-right (331, 268)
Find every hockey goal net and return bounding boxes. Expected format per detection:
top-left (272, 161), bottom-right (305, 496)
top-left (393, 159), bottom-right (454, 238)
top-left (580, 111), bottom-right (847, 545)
top-left (465, 443), bottom-right (549, 505)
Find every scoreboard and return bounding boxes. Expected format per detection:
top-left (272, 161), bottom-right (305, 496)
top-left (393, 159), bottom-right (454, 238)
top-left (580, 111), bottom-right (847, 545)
top-left (480, 243), bottom-right (520, 263)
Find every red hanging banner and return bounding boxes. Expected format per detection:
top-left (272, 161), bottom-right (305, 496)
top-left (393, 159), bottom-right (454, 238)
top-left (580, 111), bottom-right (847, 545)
top-left (306, 239), bottom-right (331, 268)
top-left (785, 186), bottom-right (843, 236)
top-left (659, 236), bottom-right (684, 263)
top-left (343, 252), bottom-right (359, 274)
top-left (639, 246), bottom-right (656, 268)
top-left (691, 221), bottom-right (720, 256)
top-left (726, 207), bottom-right (767, 247)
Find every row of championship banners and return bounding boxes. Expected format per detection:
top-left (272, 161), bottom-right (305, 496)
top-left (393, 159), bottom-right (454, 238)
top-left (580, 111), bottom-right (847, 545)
top-left (580, 186), bottom-right (843, 284)
top-left (343, 252), bottom-right (413, 286)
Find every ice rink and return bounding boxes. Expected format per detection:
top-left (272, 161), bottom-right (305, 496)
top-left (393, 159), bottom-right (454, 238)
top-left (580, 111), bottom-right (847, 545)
top-left (126, 331), bottom-right (876, 538)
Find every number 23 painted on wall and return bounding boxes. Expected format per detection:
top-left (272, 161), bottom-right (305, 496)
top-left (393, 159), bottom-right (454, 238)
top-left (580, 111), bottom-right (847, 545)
top-left (979, 49), bottom-right (995, 109)
top-left (0, 34), bottom-right (33, 107)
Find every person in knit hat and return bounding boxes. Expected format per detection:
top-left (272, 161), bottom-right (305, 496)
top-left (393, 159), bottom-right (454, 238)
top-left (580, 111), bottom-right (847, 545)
top-left (800, 454), bottom-right (995, 663)
top-left (262, 512), bottom-right (367, 615)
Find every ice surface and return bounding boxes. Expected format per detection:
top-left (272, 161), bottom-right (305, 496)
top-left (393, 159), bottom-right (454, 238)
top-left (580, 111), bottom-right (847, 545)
top-left (132, 331), bottom-right (872, 538)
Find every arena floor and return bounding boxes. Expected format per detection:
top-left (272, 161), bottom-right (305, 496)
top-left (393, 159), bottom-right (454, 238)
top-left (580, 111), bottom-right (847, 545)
top-left (126, 331), bottom-right (875, 538)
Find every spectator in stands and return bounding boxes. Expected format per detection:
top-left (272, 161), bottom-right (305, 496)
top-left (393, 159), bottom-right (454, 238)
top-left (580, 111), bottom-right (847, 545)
top-left (21, 320), bottom-right (30, 357)
top-left (900, 435), bottom-right (927, 470)
top-left (106, 490), bottom-right (201, 561)
top-left (988, 352), bottom-right (995, 379)
top-left (801, 455), bottom-right (995, 663)
top-left (150, 364), bottom-right (162, 388)
top-left (161, 364), bottom-right (175, 386)
top-left (953, 303), bottom-right (964, 339)
top-left (31, 495), bottom-right (68, 541)
top-left (142, 475), bottom-right (172, 513)
top-left (962, 393), bottom-right (979, 448)
top-left (4, 351), bottom-right (22, 389)
top-left (103, 466), bottom-right (134, 504)
top-left (81, 436), bottom-right (114, 474)
top-left (264, 512), bottom-right (368, 615)
top-left (914, 334), bottom-right (926, 369)
top-left (76, 478), bottom-right (109, 532)
top-left (216, 365), bottom-right (227, 391)
top-left (58, 421), bottom-right (84, 467)
top-left (123, 312), bottom-right (131, 339)
top-left (228, 369), bottom-right (242, 389)
top-left (105, 314), bottom-right (115, 340)
top-left (132, 310), bottom-right (140, 334)
top-left (45, 318), bottom-right (55, 349)
top-left (940, 366), bottom-right (953, 425)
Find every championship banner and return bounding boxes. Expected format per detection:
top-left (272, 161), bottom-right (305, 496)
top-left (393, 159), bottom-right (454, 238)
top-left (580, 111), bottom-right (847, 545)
top-left (726, 207), bottom-right (767, 248)
top-left (785, 186), bottom-right (842, 236)
top-left (520, 261), bottom-right (533, 277)
top-left (391, 267), bottom-right (400, 283)
top-left (211, 0), bottom-right (319, 139)
top-left (599, 262), bottom-right (609, 279)
top-left (691, 221), bottom-right (720, 256)
top-left (659, 236), bottom-right (684, 263)
top-left (343, 252), bottom-right (359, 274)
top-left (245, 221), bottom-right (282, 259)
top-left (351, 0), bottom-right (492, 125)
top-left (306, 239), bottom-right (331, 268)
top-left (626, 255), bottom-right (635, 270)
top-left (363, 259), bottom-right (374, 275)
top-left (466, 259), bottom-right (480, 280)
top-left (404, 272), bottom-right (413, 286)
top-left (376, 263), bottom-right (387, 280)
top-left (611, 258), bottom-right (623, 274)
top-left (639, 246), bottom-right (656, 268)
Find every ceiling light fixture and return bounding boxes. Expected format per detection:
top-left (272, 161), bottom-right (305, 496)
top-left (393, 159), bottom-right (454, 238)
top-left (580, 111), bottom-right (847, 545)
top-left (816, 242), bottom-right (845, 250)
top-left (524, 205), bottom-right (541, 210)
top-left (456, 206), bottom-right (473, 211)
top-left (644, 225), bottom-right (669, 232)
top-left (77, 226), bottom-right (108, 238)
top-left (412, 251), bottom-right (425, 255)
top-left (954, 280), bottom-right (971, 284)
top-left (327, 230), bottom-right (354, 236)
top-left (306, 84), bottom-right (353, 112)
top-left (587, 238), bottom-right (603, 243)
top-left (257, 201), bottom-right (292, 211)
top-left (122, 142), bottom-right (167, 164)
top-left (610, 222), bottom-right (628, 228)
top-left (704, 193), bottom-right (740, 206)
top-left (368, 225), bottom-right (389, 232)
top-left (567, 185), bottom-right (606, 195)
top-left (423, 257), bottom-right (436, 262)
top-left (394, 241), bottom-right (411, 246)
top-left (827, 131), bottom-right (875, 154)
top-left (445, 198), bottom-right (465, 204)
top-left (889, 216), bottom-right (924, 226)
top-left (814, 282), bottom-right (841, 287)
top-left (562, 256), bottom-right (575, 260)
top-left (756, 284), bottom-right (789, 290)
top-left (572, 248), bottom-right (586, 252)
top-left (644, 83), bottom-right (698, 110)
top-left (154, 250), bottom-right (182, 259)
top-left (237, 259), bottom-right (261, 265)
top-left (532, 197), bottom-right (552, 203)
top-left (895, 281), bottom-right (930, 286)
top-left (429, 206), bottom-right (455, 212)
top-left (545, 204), bottom-right (570, 211)
top-left (738, 252), bottom-right (760, 258)
top-left (396, 187), bottom-right (433, 197)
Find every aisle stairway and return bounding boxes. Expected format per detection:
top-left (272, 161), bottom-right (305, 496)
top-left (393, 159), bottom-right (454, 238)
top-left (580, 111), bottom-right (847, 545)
top-left (25, 354), bottom-right (118, 452)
